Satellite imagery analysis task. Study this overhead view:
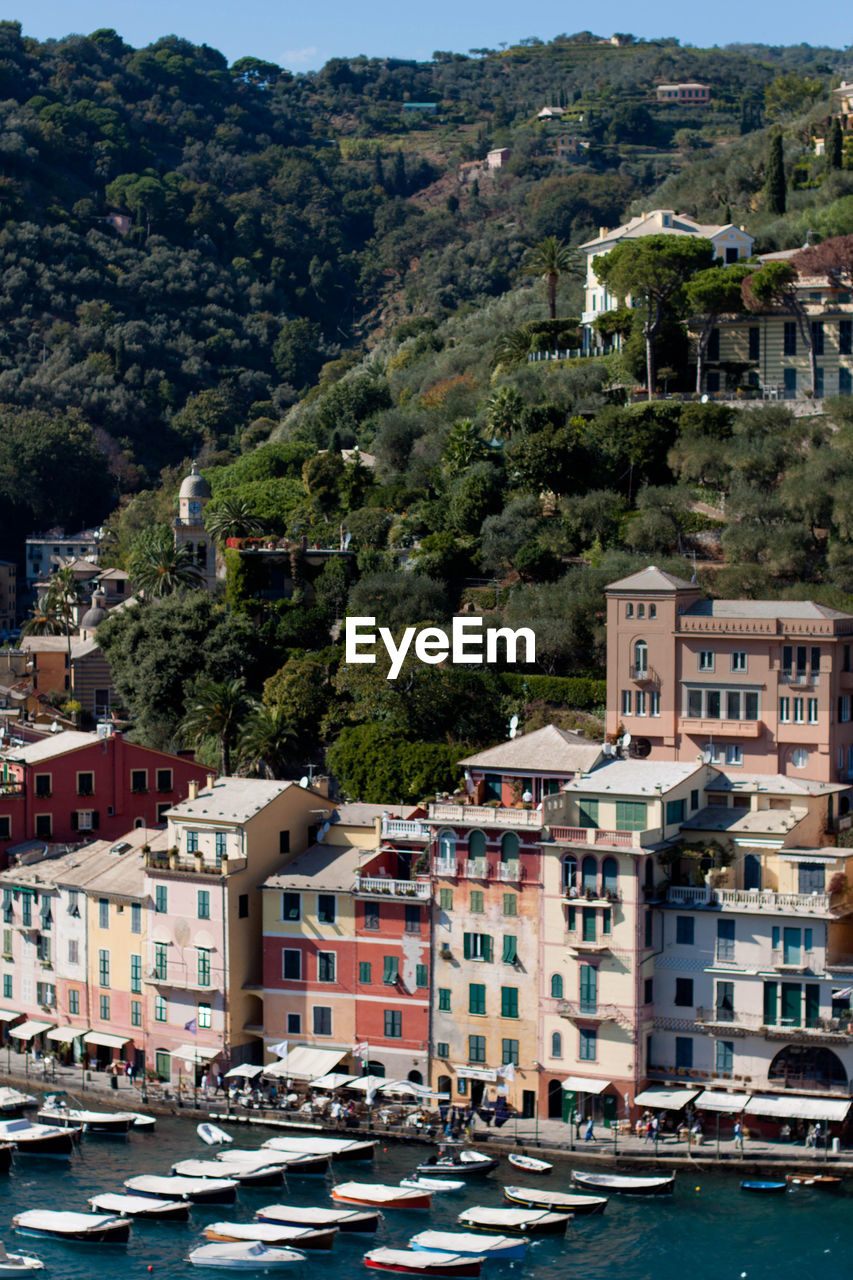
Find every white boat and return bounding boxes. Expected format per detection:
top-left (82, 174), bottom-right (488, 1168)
top-left (415, 1151), bottom-right (498, 1177)
top-left (410, 1231), bottom-right (527, 1261)
top-left (255, 1205), bottom-right (381, 1233)
top-left (332, 1182), bottom-right (431, 1210)
top-left (124, 1174), bottom-right (238, 1204)
top-left (400, 1178), bottom-right (465, 1193)
top-left (504, 1186), bottom-right (607, 1215)
top-left (88, 1193), bottom-right (190, 1221)
top-left (199, 1123), bottom-right (233, 1146)
top-left (217, 1149), bottom-right (330, 1177)
top-left (0, 1118), bottom-right (80, 1157)
top-left (38, 1095), bottom-right (135, 1135)
top-left (571, 1169), bottom-right (675, 1196)
top-left (174, 1158), bottom-right (285, 1187)
top-left (457, 1207), bottom-right (570, 1236)
top-left (128, 1113), bottom-right (157, 1132)
top-left (0, 1244), bottom-right (44, 1275)
top-left (188, 1242), bottom-right (305, 1270)
top-left (204, 1223), bottom-right (337, 1250)
top-left (364, 1248), bottom-right (484, 1279)
top-left (506, 1153), bottom-right (552, 1175)
top-left (262, 1136), bottom-right (375, 1161)
top-left (13, 1211), bottom-right (131, 1243)
top-left (0, 1090), bottom-right (37, 1116)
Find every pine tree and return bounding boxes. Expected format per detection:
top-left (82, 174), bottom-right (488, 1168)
top-left (393, 149), bottom-right (406, 196)
top-left (765, 129), bottom-right (786, 215)
top-left (827, 116), bottom-right (843, 171)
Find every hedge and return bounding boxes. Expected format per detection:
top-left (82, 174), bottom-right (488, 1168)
top-left (499, 672), bottom-right (606, 710)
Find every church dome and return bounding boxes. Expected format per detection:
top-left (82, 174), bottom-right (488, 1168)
top-left (179, 462), bottom-right (211, 501)
top-left (80, 603), bottom-right (107, 630)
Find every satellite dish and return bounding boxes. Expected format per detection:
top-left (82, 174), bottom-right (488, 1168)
top-left (702, 748), bottom-right (713, 765)
top-left (299, 776), bottom-right (309, 788)
top-left (622, 732), bottom-right (632, 748)
top-left (509, 727), bottom-right (517, 739)
top-left (509, 715), bottom-right (519, 731)
top-left (631, 737), bottom-right (652, 759)
top-left (49, 720), bottom-right (60, 734)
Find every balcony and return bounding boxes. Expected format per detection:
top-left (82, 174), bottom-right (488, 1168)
top-left (770, 947), bottom-right (815, 972)
top-left (380, 817), bottom-right (430, 842)
top-left (433, 859), bottom-right (458, 878)
top-left (464, 859), bottom-right (488, 879)
top-left (494, 861), bottom-right (522, 882)
top-left (666, 886), bottom-right (830, 916)
top-left (353, 876), bottom-right (430, 901)
top-left (565, 934), bottom-right (610, 954)
top-left (629, 665), bottom-right (659, 685)
top-left (558, 1000), bottom-right (633, 1031)
top-left (428, 802), bottom-right (542, 829)
top-left (547, 826), bottom-right (650, 849)
top-left (780, 670), bottom-right (818, 688)
top-left (694, 1006), bottom-right (760, 1037)
top-left (681, 717), bottom-right (764, 737)
top-left (564, 886), bottom-right (621, 905)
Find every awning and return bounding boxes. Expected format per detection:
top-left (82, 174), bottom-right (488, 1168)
top-left (779, 853), bottom-right (840, 864)
top-left (172, 1043), bottom-right (220, 1066)
top-left (83, 1031), bottom-right (131, 1050)
top-left (348, 1075), bottom-right (392, 1093)
top-left (694, 1090), bottom-right (750, 1113)
top-left (310, 1073), bottom-right (360, 1090)
top-left (561, 1076), bottom-right (612, 1094)
top-left (454, 1065), bottom-right (498, 1083)
top-left (264, 1046), bottom-right (347, 1080)
top-left (744, 1094), bottom-right (852, 1123)
top-left (46, 1025), bottom-right (89, 1043)
top-left (9, 1019), bottom-right (54, 1041)
top-left (225, 1063), bottom-right (263, 1080)
top-left (634, 1088), bottom-right (700, 1110)
top-left (0, 1007), bottom-right (20, 1023)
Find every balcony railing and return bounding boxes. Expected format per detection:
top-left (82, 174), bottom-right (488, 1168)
top-left (549, 826), bottom-right (646, 848)
top-left (558, 999), bottom-right (634, 1031)
top-left (494, 861), bottom-right (522, 882)
top-left (564, 886), bottom-right (621, 904)
top-left (354, 876), bottom-right (430, 900)
top-left (433, 859), bottom-right (457, 877)
top-left (429, 802), bottom-right (542, 829)
top-left (770, 947), bottom-right (815, 970)
top-left (780, 670), bottom-right (818, 687)
top-left (380, 817), bottom-right (430, 842)
top-left (667, 886), bottom-right (830, 915)
top-left (464, 859), bottom-right (488, 879)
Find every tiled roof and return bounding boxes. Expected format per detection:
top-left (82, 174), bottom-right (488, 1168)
top-left (564, 758), bottom-right (704, 796)
top-left (605, 565), bottom-right (697, 593)
top-left (168, 778), bottom-right (333, 825)
top-left (262, 841), bottom-right (366, 890)
top-left (459, 725), bottom-right (602, 773)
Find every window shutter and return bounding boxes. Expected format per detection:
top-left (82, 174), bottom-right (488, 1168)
top-left (70, 812), bottom-right (78, 831)
top-left (483, 934), bottom-right (493, 963)
top-left (502, 935), bottom-right (517, 964)
top-left (92, 811), bottom-right (100, 829)
top-left (763, 981), bottom-right (777, 1026)
top-left (463, 932), bottom-right (472, 960)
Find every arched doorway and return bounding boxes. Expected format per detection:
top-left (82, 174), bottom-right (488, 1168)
top-left (407, 1070), bottom-right (423, 1084)
top-left (769, 1044), bottom-right (847, 1090)
top-left (547, 1078), bottom-right (563, 1119)
top-left (366, 1059), bottom-right (386, 1077)
top-left (437, 1074), bottom-right (452, 1098)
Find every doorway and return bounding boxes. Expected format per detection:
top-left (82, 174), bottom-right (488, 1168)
top-left (547, 1078), bottom-right (563, 1119)
top-left (470, 1080), bottom-right (485, 1107)
top-left (521, 1090), bottom-right (535, 1119)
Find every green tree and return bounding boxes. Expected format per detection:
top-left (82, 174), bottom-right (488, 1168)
top-left (203, 497), bottom-right (265, 543)
top-left (520, 236), bottom-right (576, 319)
top-left (327, 723), bottom-right (459, 804)
top-left (238, 703), bottom-right (296, 778)
top-left (182, 676), bottom-right (254, 776)
top-left (272, 318), bottom-right (323, 388)
top-left (128, 526), bottom-right (203, 597)
top-left (827, 116), bottom-right (843, 172)
top-left (485, 386), bottom-right (524, 438)
top-left (765, 129), bottom-right (786, 215)
top-left (765, 72), bottom-right (824, 121)
top-left (594, 235), bottom-right (715, 401)
top-left (442, 419), bottom-right (490, 472)
top-left (302, 452), bottom-right (345, 513)
top-left (742, 260), bottom-right (815, 393)
top-left (684, 262), bottom-right (751, 395)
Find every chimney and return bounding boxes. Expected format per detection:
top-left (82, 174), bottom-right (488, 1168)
top-left (206, 773), bottom-right (216, 789)
top-left (188, 779), bottom-right (199, 801)
top-left (599, 226), bottom-right (607, 238)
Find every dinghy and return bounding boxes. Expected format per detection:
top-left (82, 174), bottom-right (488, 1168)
top-left (204, 1222), bottom-right (337, 1249)
top-left (173, 1158), bottom-right (284, 1188)
top-left (262, 1136), bottom-right (375, 1162)
top-left (333, 1183), bottom-right (431, 1211)
top-left (0, 1244), bottom-right (44, 1275)
top-left (255, 1205), bottom-right (380, 1233)
top-left (400, 1178), bottom-right (465, 1193)
top-left (415, 1151), bottom-right (497, 1178)
top-left (124, 1173), bottom-right (238, 1204)
top-left (188, 1242), bottom-right (305, 1270)
top-left (129, 1113), bottom-right (157, 1132)
top-left (506, 1153), bottom-right (551, 1175)
top-left (88, 1194), bottom-right (190, 1221)
top-left (13, 1211), bottom-right (131, 1243)
top-left (410, 1231), bottom-right (527, 1261)
top-left (503, 1186), bottom-right (607, 1215)
top-left (572, 1169), bottom-right (674, 1196)
top-left (0, 1090), bottom-right (37, 1116)
top-left (0, 1118), bottom-right (79, 1158)
top-left (457, 1207), bottom-right (570, 1237)
top-left (364, 1248), bottom-right (483, 1279)
top-left (218, 1149), bottom-right (330, 1178)
top-left (740, 1181), bottom-right (787, 1194)
top-left (786, 1174), bottom-right (842, 1190)
top-left (38, 1095), bottom-right (135, 1135)
top-left (199, 1123), bottom-right (233, 1146)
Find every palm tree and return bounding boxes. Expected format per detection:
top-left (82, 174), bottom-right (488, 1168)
top-left (520, 236), bottom-right (576, 319)
top-left (238, 704), bottom-right (297, 778)
top-left (182, 677), bottom-right (255, 776)
top-left (442, 419), bottom-right (489, 471)
top-left (23, 567), bottom-right (82, 668)
top-left (204, 498), bottom-right (264, 544)
top-left (129, 526), bottom-right (202, 598)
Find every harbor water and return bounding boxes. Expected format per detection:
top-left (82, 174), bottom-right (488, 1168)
top-left (0, 1118), bottom-right (851, 1279)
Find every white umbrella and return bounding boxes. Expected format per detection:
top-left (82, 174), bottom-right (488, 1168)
top-left (224, 1063), bottom-right (263, 1080)
top-left (309, 1073), bottom-right (359, 1090)
top-left (347, 1075), bottom-right (392, 1094)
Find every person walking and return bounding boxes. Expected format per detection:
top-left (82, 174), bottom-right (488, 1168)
top-left (584, 1116), bottom-right (594, 1142)
top-left (734, 1119), bottom-right (743, 1152)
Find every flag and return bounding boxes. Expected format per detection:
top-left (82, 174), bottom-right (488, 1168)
top-left (496, 1062), bottom-right (515, 1082)
top-left (353, 1041), bottom-right (369, 1061)
top-left (184, 1019), bottom-right (197, 1034)
top-left (268, 1040), bottom-right (289, 1059)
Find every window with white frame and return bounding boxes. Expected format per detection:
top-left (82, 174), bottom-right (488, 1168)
top-left (635, 690), bottom-right (647, 716)
top-left (725, 745), bottom-right (743, 766)
top-left (793, 697), bottom-right (804, 724)
top-left (808, 698), bottom-right (818, 723)
top-left (621, 690), bottom-right (631, 715)
top-left (731, 652), bottom-right (747, 672)
top-left (792, 748), bottom-right (809, 768)
top-left (779, 697), bottom-right (791, 723)
top-left (650, 690), bottom-right (660, 716)
top-left (698, 651), bottom-right (714, 671)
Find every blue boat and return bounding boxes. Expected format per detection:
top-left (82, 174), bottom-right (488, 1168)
top-left (740, 1181), bottom-right (787, 1194)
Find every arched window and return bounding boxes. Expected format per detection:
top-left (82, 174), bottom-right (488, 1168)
top-left (637, 603), bottom-right (645, 619)
top-left (468, 830), bottom-right (486, 860)
top-left (501, 832), bottom-right (519, 862)
top-left (550, 973), bottom-right (564, 999)
top-left (582, 855), bottom-right (598, 893)
top-left (185, 541), bottom-right (194, 556)
top-left (437, 1074), bottom-right (452, 1096)
top-left (438, 830), bottom-right (456, 862)
top-left (551, 1031), bottom-right (563, 1058)
top-left (366, 1059), bottom-right (385, 1078)
top-left (649, 604), bottom-right (656, 619)
top-left (407, 1069), bottom-right (423, 1084)
top-left (634, 640), bottom-right (648, 676)
top-left (601, 856), bottom-right (618, 896)
top-left (562, 854), bottom-right (577, 893)
top-left (625, 603), bottom-right (634, 618)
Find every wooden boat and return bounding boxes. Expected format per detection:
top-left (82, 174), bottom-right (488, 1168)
top-left (204, 1222), bottom-right (337, 1249)
top-left (786, 1174), bottom-right (843, 1190)
top-left (88, 1193), bottom-right (190, 1221)
top-left (572, 1170), bottom-right (674, 1196)
top-left (124, 1173), bottom-right (238, 1204)
top-left (400, 1178), bottom-right (465, 1193)
top-left (0, 1245), bottom-right (44, 1275)
top-left (0, 1118), bottom-right (80, 1158)
top-left (457, 1207), bottom-right (571, 1237)
top-left (503, 1186), bottom-right (607, 1216)
top-left (263, 1136), bottom-right (375, 1162)
top-left (415, 1152), bottom-right (498, 1178)
top-left (740, 1181), bottom-right (787, 1194)
top-left (38, 1095), bottom-right (135, 1135)
top-left (199, 1123), bottom-right (233, 1146)
top-left (173, 1158), bottom-right (284, 1188)
top-left (364, 1248), bottom-right (483, 1279)
top-left (13, 1211), bottom-right (131, 1244)
top-left (333, 1182), bottom-right (431, 1211)
top-left (410, 1231), bottom-right (527, 1261)
top-left (256, 1205), bottom-right (380, 1234)
top-left (0, 1090), bottom-right (37, 1116)
top-left (218, 1149), bottom-right (330, 1178)
top-left (188, 1242), bottom-right (305, 1270)
top-left (506, 1153), bottom-right (552, 1175)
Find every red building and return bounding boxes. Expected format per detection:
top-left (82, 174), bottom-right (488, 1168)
top-left (0, 728), bottom-right (210, 862)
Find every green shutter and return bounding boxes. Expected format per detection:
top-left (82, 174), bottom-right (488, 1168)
top-left (805, 983), bottom-right (819, 1028)
top-left (463, 932), bottom-right (472, 959)
top-left (383, 956), bottom-right (399, 983)
top-left (438, 988), bottom-right (451, 1011)
top-left (469, 983), bottom-right (486, 1015)
top-left (763, 981), bottom-right (777, 1026)
top-left (502, 935), bottom-right (517, 964)
top-left (359, 961), bottom-right (371, 983)
top-left (580, 964), bottom-right (597, 1010)
top-left (501, 986), bottom-right (518, 1018)
top-left (416, 964), bottom-right (428, 988)
top-left (483, 935), bottom-right (493, 963)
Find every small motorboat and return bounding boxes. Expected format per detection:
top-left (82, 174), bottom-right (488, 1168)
top-left (400, 1178), bottom-right (465, 1194)
top-left (786, 1174), bottom-right (842, 1190)
top-left (572, 1170), bottom-right (675, 1196)
top-left (410, 1231), bottom-right (527, 1261)
top-left (173, 1158), bottom-right (284, 1188)
top-left (0, 1090), bottom-right (37, 1116)
top-left (458, 1207), bottom-right (571, 1237)
top-left (124, 1174), bottom-right (238, 1204)
top-left (263, 1136), bottom-right (375, 1162)
top-left (128, 1113), bottom-right (157, 1132)
top-left (88, 1193), bottom-right (190, 1221)
top-left (218, 1150), bottom-right (330, 1178)
top-left (0, 1244), bottom-right (44, 1275)
top-left (205, 1222), bottom-right (337, 1250)
top-left (507, 1153), bottom-right (552, 1175)
top-left (188, 1241), bottom-right (305, 1270)
top-left (333, 1183), bottom-right (431, 1211)
top-left (199, 1123), bottom-right (233, 1146)
top-left (38, 1095), bottom-right (135, 1135)
top-left (256, 1205), bottom-right (380, 1233)
top-left (415, 1151), bottom-right (498, 1178)
top-left (0, 1118), bottom-right (80, 1158)
top-left (741, 1181), bottom-right (787, 1194)
top-left (364, 1248), bottom-right (483, 1279)
top-left (13, 1210), bottom-right (131, 1243)
top-left (503, 1186), bottom-right (607, 1216)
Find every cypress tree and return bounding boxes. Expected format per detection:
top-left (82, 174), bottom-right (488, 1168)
top-left (827, 116), bottom-right (843, 171)
top-left (765, 129), bottom-right (786, 215)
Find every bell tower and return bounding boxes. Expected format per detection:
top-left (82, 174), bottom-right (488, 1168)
top-left (175, 462), bottom-right (215, 590)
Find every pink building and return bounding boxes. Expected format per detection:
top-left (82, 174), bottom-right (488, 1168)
top-left (606, 566), bottom-right (853, 786)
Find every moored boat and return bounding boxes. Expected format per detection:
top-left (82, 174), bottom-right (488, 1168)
top-left (0, 1090), bottom-right (37, 1116)
top-left (410, 1231), bottom-right (527, 1261)
top-left (124, 1174), bottom-right (238, 1204)
top-left (414, 1152), bottom-right (498, 1178)
top-left (503, 1186), bottom-right (607, 1215)
top-left (173, 1158), bottom-right (284, 1187)
top-left (786, 1174), bottom-right (843, 1190)
top-left (262, 1136), bottom-right (375, 1162)
top-left (458, 1207), bottom-right (570, 1237)
top-left (188, 1242), bottom-right (305, 1270)
top-left (0, 1244), bottom-right (43, 1275)
top-left (572, 1170), bottom-right (674, 1196)
top-left (88, 1194), bottom-right (190, 1221)
top-left (199, 1123), bottom-right (233, 1146)
top-left (255, 1205), bottom-right (380, 1233)
top-left (506, 1154), bottom-right (552, 1175)
top-left (204, 1222), bottom-right (337, 1249)
top-left (0, 1118), bottom-right (79, 1158)
top-left (333, 1183), bottom-right (431, 1211)
top-left (400, 1178), bottom-right (465, 1193)
top-left (13, 1211), bottom-right (131, 1244)
top-left (37, 1095), bottom-right (135, 1135)
top-left (128, 1113), bottom-right (157, 1132)
top-left (365, 1248), bottom-right (483, 1279)
top-left (740, 1181), bottom-right (787, 1194)
top-left (218, 1150), bottom-right (330, 1178)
